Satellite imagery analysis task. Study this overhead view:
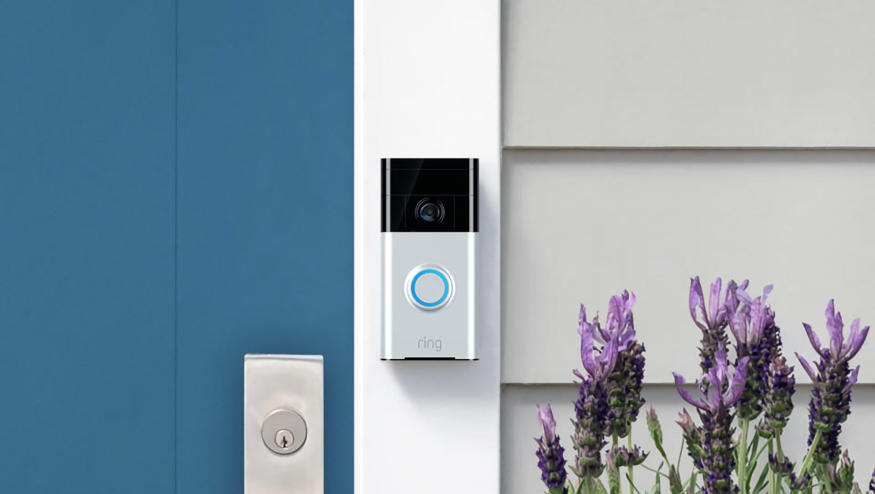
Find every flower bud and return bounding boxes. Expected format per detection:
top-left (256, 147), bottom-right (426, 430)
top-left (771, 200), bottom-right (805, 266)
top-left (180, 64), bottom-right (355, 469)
top-left (645, 406), bottom-right (663, 448)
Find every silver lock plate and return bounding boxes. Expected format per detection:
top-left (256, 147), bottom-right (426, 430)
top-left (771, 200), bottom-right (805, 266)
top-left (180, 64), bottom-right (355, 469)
top-left (244, 354), bottom-right (324, 494)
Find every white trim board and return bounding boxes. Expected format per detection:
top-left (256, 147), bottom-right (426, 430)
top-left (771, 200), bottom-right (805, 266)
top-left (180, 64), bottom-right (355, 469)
top-left (354, 1), bottom-right (501, 493)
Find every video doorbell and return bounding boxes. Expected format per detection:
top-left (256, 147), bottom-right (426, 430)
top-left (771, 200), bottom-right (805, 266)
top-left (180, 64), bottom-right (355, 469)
top-left (381, 158), bottom-right (478, 360)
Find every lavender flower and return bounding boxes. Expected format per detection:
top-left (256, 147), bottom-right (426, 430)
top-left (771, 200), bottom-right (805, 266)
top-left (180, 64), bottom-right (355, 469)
top-left (674, 344), bottom-right (749, 494)
top-left (825, 450), bottom-right (856, 493)
top-left (869, 467), bottom-right (874, 493)
top-left (606, 445), bottom-right (649, 467)
top-left (690, 276), bottom-right (748, 372)
top-left (676, 409), bottom-right (704, 470)
top-left (572, 378), bottom-right (609, 479)
top-left (599, 291), bottom-right (646, 438)
top-left (768, 454), bottom-right (811, 491)
top-left (605, 450), bottom-right (621, 494)
top-left (673, 344), bottom-right (749, 414)
top-left (573, 304), bottom-right (619, 382)
top-left (757, 302), bottom-right (793, 438)
top-left (570, 305), bottom-right (619, 479)
top-left (796, 300), bottom-right (869, 464)
top-left (602, 290), bottom-right (637, 350)
top-left (645, 406), bottom-right (663, 450)
top-left (761, 307), bottom-right (783, 363)
top-left (729, 284), bottom-right (774, 420)
top-left (536, 404), bottom-right (568, 493)
top-left (758, 356), bottom-right (796, 438)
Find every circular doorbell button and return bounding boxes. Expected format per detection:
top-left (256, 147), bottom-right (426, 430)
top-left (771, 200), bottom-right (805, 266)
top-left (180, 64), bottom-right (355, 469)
top-left (406, 265), bottom-right (454, 310)
top-left (262, 409), bottom-right (307, 455)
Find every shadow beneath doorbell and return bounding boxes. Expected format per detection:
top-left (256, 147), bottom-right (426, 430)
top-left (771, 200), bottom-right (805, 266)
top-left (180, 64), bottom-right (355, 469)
top-left (387, 359), bottom-right (489, 406)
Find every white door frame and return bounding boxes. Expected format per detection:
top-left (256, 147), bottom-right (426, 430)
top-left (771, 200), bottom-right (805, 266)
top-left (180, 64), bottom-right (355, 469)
top-left (354, 1), bottom-right (502, 493)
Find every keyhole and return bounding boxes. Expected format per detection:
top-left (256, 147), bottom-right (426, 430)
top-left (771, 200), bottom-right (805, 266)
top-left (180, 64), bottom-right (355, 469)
top-left (261, 409), bottom-right (306, 455)
top-left (274, 429), bottom-right (294, 450)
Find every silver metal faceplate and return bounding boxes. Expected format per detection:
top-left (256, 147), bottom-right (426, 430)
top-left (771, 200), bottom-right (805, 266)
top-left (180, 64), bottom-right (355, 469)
top-left (381, 232), bottom-right (477, 360)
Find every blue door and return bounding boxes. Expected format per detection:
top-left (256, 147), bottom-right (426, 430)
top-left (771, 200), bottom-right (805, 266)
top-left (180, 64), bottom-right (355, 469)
top-left (0, 1), bottom-right (352, 492)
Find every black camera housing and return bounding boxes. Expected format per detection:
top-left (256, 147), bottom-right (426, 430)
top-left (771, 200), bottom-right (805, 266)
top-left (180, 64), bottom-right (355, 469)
top-left (381, 158), bottom-right (478, 233)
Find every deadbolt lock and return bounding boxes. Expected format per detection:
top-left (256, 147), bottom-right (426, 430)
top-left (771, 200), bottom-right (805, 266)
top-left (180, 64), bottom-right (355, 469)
top-left (261, 409), bottom-right (307, 455)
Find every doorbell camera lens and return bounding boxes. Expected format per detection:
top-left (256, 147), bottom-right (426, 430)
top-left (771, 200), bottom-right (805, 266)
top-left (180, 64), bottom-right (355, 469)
top-left (415, 198), bottom-right (445, 223)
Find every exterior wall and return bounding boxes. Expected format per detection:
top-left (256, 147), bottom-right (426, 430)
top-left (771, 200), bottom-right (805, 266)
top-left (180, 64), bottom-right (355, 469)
top-left (502, 149), bottom-right (875, 384)
top-left (503, 0), bottom-right (875, 147)
top-left (501, 1), bottom-right (875, 492)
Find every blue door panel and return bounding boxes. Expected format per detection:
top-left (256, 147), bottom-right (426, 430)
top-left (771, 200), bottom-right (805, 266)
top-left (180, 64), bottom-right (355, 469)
top-left (176, 1), bottom-right (352, 493)
top-left (1, 1), bottom-right (351, 491)
top-left (0, 1), bottom-right (176, 492)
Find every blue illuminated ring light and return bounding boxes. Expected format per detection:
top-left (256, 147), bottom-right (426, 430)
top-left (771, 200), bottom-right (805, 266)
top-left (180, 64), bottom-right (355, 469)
top-left (407, 266), bottom-right (454, 310)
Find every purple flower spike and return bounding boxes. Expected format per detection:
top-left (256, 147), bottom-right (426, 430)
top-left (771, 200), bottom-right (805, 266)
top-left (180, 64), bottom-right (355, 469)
top-left (795, 353), bottom-right (817, 381)
top-left (807, 299), bottom-right (871, 363)
top-left (801, 300), bottom-right (870, 365)
top-left (536, 404), bottom-right (568, 492)
top-left (690, 276), bottom-right (728, 331)
top-left (674, 343), bottom-right (747, 493)
top-left (582, 290), bottom-right (648, 439)
top-left (799, 299), bottom-right (870, 464)
top-left (604, 290), bottom-right (637, 351)
top-left (538, 404), bottom-right (558, 442)
top-left (729, 284), bottom-right (773, 346)
top-left (571, 291), bottom-right (644, 476)
top-left (576, 306), bottom-right (619, 381)
top-left (803, 323), bottom-right (826, 358)
top-left (729, 283), bottom-right (777, 420)
top-left (673, 373), bottom-right (707, 410)
top-left (690, 276), bottom-right (749, 372)
top-left (758, 356), bottom-right (796, 438)
top-left (674, 344), bottom-right (749, 414)
top-left (844, 365), bottom-right (860, 393)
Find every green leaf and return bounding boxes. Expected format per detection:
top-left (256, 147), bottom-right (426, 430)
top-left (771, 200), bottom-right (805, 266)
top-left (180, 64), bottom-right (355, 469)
top-left (748, 442), bottom-right (767, 472)
top-left (746, 441), bottom-right (768, 491)
top-left (652, 464), bottom-right (662, 494)
top-left (668, 466), bottom-right (684, 494)
top-left (626, 473), bottom-right (641, 494)
top-left (749, 430), bottom-right (760, 458)
top-left (752, 465), bottom-right (770, 494)
top-left (686, 472), bottom-right (697, 494)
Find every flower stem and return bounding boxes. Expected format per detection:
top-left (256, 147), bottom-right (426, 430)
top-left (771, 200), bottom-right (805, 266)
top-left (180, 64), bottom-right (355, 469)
top-left (612, 432), bottom-right (620, 494)
top-left (676, 437), bottom-right (685, 479)
top-left (583, 476), bottom-right (595, 494)
top-left (687, 472), bottom-right (697, 494)
top-left (739, 418), bottom-right (750, 494)
top-left (627, 432), bottom-right (635, 494)
top-left (775, 434), bottom-right (784, 463)
top-left (768, 440), bottom-right (776, 494)
top-left (800, 430), bottom-right (822, 476)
